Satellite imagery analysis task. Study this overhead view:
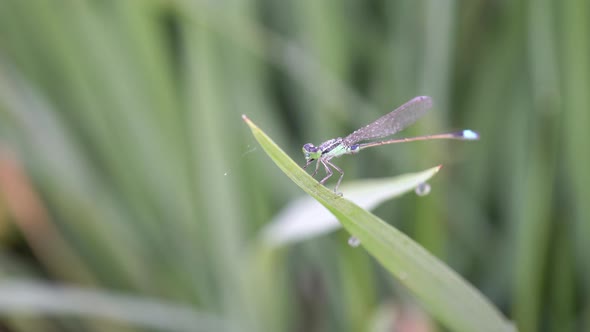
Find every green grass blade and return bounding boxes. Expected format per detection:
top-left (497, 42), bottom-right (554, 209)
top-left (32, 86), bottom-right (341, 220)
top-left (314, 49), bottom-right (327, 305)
top-left (263, 169), bottom-right (442, 246)
top-left (0, 279), bottom-right (230, 332)
top-left (242, 114), bottom-right (515, 332)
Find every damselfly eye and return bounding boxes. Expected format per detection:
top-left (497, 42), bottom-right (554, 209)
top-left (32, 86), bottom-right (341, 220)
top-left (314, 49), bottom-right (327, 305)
top-left (303, 143), bottom-right (317, 153)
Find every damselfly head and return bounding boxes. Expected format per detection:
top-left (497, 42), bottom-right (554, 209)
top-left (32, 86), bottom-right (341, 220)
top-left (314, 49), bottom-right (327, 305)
top-left (302, 143), bottom-right (321, 161)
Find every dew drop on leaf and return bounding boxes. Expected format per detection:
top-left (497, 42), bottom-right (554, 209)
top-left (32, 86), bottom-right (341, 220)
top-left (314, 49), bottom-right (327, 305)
top-left (348, 236), bottom-right (361, 247)
top-left (415, 182), bottom-right (431, 196)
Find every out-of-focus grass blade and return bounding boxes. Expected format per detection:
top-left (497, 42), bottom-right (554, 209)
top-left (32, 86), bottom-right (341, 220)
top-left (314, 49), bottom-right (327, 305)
top-left (0, 279), bottom-right (230, 332)
top-left (263, 167), bottom-right (441, 246)
top-left (242, 114), bottom-right (515, 332)
top-left (560, 4), bottom-right (590, 329)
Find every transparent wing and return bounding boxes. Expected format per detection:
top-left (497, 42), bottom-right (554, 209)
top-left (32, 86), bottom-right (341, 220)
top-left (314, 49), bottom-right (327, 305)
top-left (342, 96), bottom-right (433, 146)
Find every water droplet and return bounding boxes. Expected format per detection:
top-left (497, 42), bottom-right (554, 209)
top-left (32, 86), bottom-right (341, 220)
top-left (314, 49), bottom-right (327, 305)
top-left (415, 182), bottom-right (431, 196)
top-left (348, 236), bottom-right (361, 247)
top-left (223, 172), bottom-right (228, 176)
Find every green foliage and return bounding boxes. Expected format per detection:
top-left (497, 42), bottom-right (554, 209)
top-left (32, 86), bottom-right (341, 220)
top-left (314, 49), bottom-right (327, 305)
top-left (0, 1), bottom-right (587, 331)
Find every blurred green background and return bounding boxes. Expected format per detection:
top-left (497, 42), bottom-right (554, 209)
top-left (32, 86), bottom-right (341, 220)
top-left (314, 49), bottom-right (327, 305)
top-left (0, 0), bottom-right (588, 331)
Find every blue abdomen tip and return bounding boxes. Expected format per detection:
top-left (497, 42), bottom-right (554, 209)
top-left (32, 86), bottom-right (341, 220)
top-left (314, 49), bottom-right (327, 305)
top-left (462, 130), bottom-right (480, 140)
